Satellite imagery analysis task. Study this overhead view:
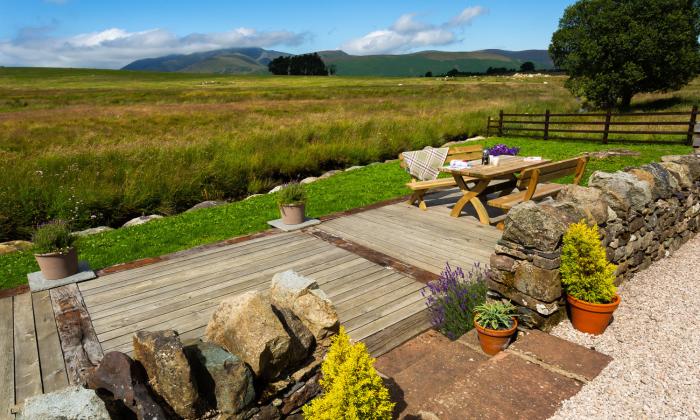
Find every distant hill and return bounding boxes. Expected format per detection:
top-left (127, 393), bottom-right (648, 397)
top-left (122, 48), bottom-right (553, 76)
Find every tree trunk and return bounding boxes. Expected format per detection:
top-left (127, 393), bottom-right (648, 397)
top-left (619, 93), bottom-right (633, 110)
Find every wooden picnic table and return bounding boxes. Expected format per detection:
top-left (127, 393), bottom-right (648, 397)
top-left (438, 156), bottom-right (552, 224)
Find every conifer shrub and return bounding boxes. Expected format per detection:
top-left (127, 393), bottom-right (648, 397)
top-left (560, 221), bottom-right (617, 304)
top-left (303, 327), bottom-right (394, 420)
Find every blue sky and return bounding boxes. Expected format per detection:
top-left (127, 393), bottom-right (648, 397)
top-left (0, 0), bottom-right (574, 68)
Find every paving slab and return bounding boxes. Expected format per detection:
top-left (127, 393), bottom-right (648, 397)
top-left (508, 329), bottom-right (612, 382)
top-left (266, 218), bottom-right (320, 232)
top-left (375, 330), bottom-right (458, 377)
top-left (27, 261), bottom-right (95, 292)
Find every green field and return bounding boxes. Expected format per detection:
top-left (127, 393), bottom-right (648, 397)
top-left (1, 67), bottom-right (698, 244)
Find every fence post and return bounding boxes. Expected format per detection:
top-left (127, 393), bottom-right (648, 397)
top-left (486, 116), bottom-right (492, 138)
top-left (687, 105), bottom-right (698, 146)
top-left (543, 109), bottom-right (550, 140)
top-left (602, 109), bottom-right (612, 144)
top-left (498, 110), bottom-right (504, 137)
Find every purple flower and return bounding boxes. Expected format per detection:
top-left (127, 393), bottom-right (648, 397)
top-left (488, 144), bottom-right (520, 156)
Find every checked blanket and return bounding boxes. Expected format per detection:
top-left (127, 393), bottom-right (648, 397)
top-left (402, 147), bottom-right (449, 181)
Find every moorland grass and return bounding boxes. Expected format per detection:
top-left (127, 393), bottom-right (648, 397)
top-left (4, 67), bottom-right (699, 241)
top-left (0, 137), bottom-right (691, 290)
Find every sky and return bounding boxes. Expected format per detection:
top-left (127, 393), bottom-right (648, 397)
top-left (0, 0), bottom-right (575, 69)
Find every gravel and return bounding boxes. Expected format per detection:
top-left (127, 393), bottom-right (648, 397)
top-left (550, 234), bottom-right (700, 419)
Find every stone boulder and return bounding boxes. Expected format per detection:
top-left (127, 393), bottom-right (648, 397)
top-left (205, 291), bottom-right (293, 381)
top-left (300, 177), bottom-right (318, 184)
top-left (588, 171), bottom-right (652, 215)
top-left (268, 185), bottom-right (284, 194)
top-left (86, 351), bottom-right (166, 420)
top-left (273, 307), bottom-right (315, 364)
top-left (269, 271), bottom-right (339, 341)
top-left (660, 161), bottom-right (693, 189)
top-left (132, 330), bottom-right (200, 419)
top-left (319, 170), bottom-right (341, 179)
top-left (502, 201), bottom-right (569, 252)
top-left (72, 226), bottom-right (114, 237)
top-left (123, 215), bottom-right (163, 228)
top-left (18, 386), bottom-right (111, 420)
top-left (185, 341), bottom-right (256, 416)
top-left (186, 200), bottom-right (225, 212)
top-left (554, 185), bottom-right (609, 224)
top-left (629, 163), bottom-right (678, 199)
top-left (0, 240), bottom-right (32, 255)
top-left (512, 261), bottom-right (562, 303)
top-left (662, 154), bottom-right (700, 180)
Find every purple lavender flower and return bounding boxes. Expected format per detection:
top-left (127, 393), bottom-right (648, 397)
top-left (488, 144), bottom-right (520, 156)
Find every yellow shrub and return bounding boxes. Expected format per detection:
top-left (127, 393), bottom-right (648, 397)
top-left (303, 327), bottom-right (394, 420)
top-left (560, 221), bottom-right (617, 304)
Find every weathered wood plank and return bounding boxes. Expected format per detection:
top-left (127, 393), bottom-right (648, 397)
top-left (49, 284), bottom-right (103, 385)
top-left (348, 299), bottom-right (427, 342)
top-left (363, 309), bottom-right (431, 357)
top-left (13, 293), bottom-right (42, 403)
top-left (0, 297), bottom-right (14, 420)
top-left (31, 291), bottom-right (69, 393)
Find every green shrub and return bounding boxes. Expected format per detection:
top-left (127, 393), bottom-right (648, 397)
top-left (303, 327), bottom-right (394, 420)
top-left (277, 183), bottom-right (307, 206)
top-left (32, 220), bottom-right (75, 254)
top-left (474, 301), bottom-right (517, 330)
top-left (560, 221), bottom-right (617, 304)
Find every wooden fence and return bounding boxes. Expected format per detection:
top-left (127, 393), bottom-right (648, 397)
top-left (486, 106), bottom-right (699, 145)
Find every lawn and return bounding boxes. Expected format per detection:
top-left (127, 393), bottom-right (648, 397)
top-left (3, 67), bottom-right (699, 242)
top-left (0, 136), bottom-right (690, 290)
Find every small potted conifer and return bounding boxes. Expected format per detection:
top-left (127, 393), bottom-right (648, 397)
top-left (473, 301), bottom-right (518, 355)
top-left (561, 221), bottom-right (620, 335)
top-left (277, 183), bottom-right (307, 225)
top-left (32, 220), bottom-right (78, 280)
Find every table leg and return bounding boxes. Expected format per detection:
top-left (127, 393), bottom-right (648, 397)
top-left (450, 178), bottom-right (491, 218)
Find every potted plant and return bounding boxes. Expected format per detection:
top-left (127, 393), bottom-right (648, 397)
top-left (561, 221), bottom-right (620, 335)
top-left (277, 182), bottom-right (307, 225)
top-left (32, 220), bottom-right (78, 280)
top-left (473, 301), bottom-right (518, 355)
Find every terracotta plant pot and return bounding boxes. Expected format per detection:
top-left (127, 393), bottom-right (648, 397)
top-left (280, 204), bottom-right (305, 225)
top-left (567, 294), bottom-right (620, 335)
top-left (474, 317), bottom-right (518, 356)
top-left (34, 247), bottom-right (79, 280)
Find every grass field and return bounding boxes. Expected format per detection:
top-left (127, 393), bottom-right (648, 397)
top-left (1, 67), bottom-right (699, 243)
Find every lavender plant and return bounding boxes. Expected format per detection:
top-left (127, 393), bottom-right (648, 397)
top-left (487, 144), bottom-right (520, 156)
top-left (421, 262), bottom-right (488, 340)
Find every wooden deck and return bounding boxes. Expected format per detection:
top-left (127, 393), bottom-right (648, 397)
top-left (2, 189), bottom-right (500, 414)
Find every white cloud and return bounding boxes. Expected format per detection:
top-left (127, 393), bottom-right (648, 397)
top-left (341, 6), bottom-right (487, 55)
top-left (0, 26), bottom-right (307, 68)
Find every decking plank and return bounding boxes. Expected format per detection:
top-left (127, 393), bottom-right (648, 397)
top-left (0, 297), bottom-right (14, 420)
top-left (31, 291), bottom-right (68, 393)
top-left (348, 298), bottom-right (427, 342)
top-left (13, 293), bottom-right (42, 404)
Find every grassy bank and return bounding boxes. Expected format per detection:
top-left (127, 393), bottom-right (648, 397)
top-left (6, 67), bottom-right (699, 241)
top-left (0, 137), bottom-right (691, 290)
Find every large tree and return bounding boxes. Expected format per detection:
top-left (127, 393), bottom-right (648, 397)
top-left (549, 0), bottom-right (700, 109)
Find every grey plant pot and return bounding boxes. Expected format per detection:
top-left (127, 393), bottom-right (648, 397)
top-left (279, 204), bottom-right (305, 225)
top-left (34, 247), bottom-right (79, 280)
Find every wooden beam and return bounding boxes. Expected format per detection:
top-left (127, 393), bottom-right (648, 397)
top-left (49, 284), bottom-right (103, 385)
top-left (0, 297), bottom-right (14, 420)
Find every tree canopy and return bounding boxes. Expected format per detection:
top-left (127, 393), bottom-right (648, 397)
top-left (549, 0), bottom-right (700, 109)
top-left (520, 61), bottom-right (535, 72)
top-left (268, 53), bottom-right (329, 76)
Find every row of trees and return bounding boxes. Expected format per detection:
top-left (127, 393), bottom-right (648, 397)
top-left (427, 62), bottom-right (540, 77)
top-left (268, 53), bottom-right (336, 76)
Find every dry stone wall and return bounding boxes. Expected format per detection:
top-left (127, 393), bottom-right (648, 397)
top-left (488, 154), bottom-right (700, 330)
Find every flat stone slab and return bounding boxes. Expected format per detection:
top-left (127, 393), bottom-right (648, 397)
top-left (267, 218), bottom-right (320, 232)
top-left (508, 329), bottom-right (612, 382)
top-left (28, 261), bottom-right (96, 292)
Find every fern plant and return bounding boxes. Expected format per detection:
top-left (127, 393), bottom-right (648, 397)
top-left (560, 221), bottom-right (617, 304)
top-left (303, 327), bottom-right (394, 420)
top-left (474, 301), bottom-right (517, 330)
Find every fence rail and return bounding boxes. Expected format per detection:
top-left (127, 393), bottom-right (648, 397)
top-left (486, 107), bottom-right (699, 145)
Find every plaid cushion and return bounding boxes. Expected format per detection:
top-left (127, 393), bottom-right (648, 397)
top-left (402, 147), bottom-right (449, 181)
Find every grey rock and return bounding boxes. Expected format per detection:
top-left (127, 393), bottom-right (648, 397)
top-left (513, 260), bottom-right (562, 302)
top-left (186, 200), bottom-right (225, 212)
top-left (660, 162), bottom-right (693, 188)
top-left (268, 185), bottom-right (284, 194)
top-left (661, 154), bottom-right (700, 179)
top-left (123, 215), bottom-right (163, 228)
top-left (18, 386), bottom-right (111, 420)
top-left (502, 201), bottom-right (569, 252)
top-left (245, 194), bottom-right (264, 200)
top-left (554, 185), bottom-right (609, 224)
top-left (300, 177), bottom-right (318, 184)
top-left (319, 170), bottom-right (341, 179)
top-left (632, 163), bottom-right (678, 199)
top-left (72, 226), bottom-right (114, 237)
top-left (269, 270), bottom-right (319, 304)
top-left (588, 171), bottom-right (652, 215)
top-left (345, 166), bottom-right (364, 171)
top-left (185, 341), bottom-right (255, 416)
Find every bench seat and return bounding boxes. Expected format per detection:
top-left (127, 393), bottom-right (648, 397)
top-left (406, 176), bottom-right (477, 191)
top-left (487, 183), bottom-right (563, 210)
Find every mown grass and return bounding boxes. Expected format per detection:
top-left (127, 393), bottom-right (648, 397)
top-left (0, 136), bottom-right (691, 290)
top-left (2, 68), bottom-right (698, 241)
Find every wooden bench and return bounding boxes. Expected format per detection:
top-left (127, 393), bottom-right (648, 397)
top-left (399, 144), bottom-right (483, 210)
top-left (487, 156), bottom-right (589, 227)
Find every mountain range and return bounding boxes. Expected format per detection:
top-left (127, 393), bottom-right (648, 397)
top-left (122, 47), bottom-right (553, 77)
